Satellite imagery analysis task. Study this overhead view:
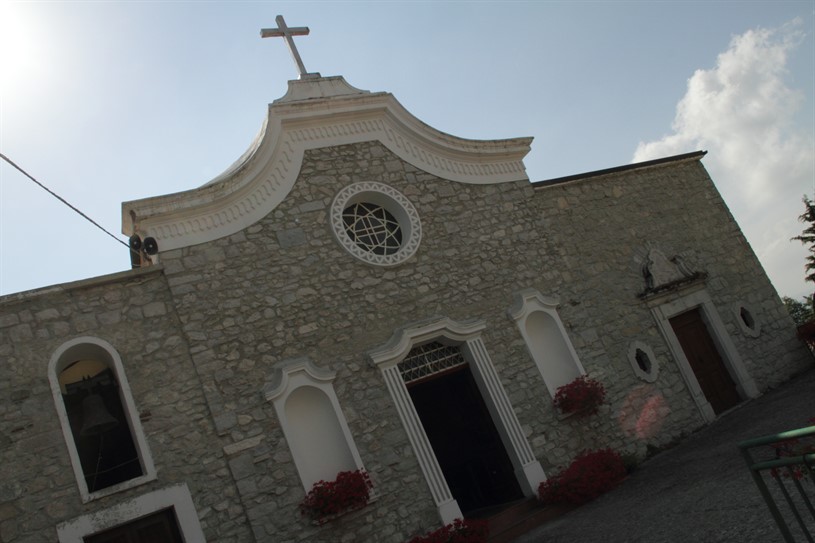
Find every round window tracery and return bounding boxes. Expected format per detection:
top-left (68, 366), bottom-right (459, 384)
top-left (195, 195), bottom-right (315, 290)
top-left (342, 202), bottom-right (403, 256)
top-left (331, 182), bottom-right (421, 266)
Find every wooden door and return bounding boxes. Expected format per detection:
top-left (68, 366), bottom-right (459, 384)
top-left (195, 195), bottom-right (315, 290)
top-left (408, 365), bottom-right (523, 515)
top-left (670, 308), bottom-right (741, 414)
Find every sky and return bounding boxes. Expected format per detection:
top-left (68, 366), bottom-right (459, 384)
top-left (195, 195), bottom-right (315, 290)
top-left (1, 1), bottom-right (813, 301)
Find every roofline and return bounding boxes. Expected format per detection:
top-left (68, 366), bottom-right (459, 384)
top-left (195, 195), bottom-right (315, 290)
top-left (0, 265), bottom-right (164, 306)
top-left (534, 150), bottom-right (707, 188)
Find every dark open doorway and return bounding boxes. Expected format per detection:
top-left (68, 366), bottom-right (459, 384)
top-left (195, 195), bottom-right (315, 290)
top-left (408, 364), bottom-right (523, 515)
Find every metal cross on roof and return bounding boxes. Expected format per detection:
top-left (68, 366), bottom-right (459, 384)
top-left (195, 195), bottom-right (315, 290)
top-left (260, 15), bottom-right (320, 79)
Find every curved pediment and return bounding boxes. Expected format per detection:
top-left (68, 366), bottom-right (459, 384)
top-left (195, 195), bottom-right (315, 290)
top-left (122, 76), bottom-right (532, 252)
top-left (367, 316), bottom-right (487, 370)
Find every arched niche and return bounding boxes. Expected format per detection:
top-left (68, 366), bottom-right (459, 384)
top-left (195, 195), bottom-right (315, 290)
top-left (265, 357), bottom-right (365, 492)
top-left (48, 337), bottom-right (156, 503)
top-left (508, 289), bottom-right (586, 397)
top-left (284, 386), bottom-right (357, 488)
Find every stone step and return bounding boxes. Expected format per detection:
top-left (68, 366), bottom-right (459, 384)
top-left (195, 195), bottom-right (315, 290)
top-left (483, 498), bottom-right (574, 543)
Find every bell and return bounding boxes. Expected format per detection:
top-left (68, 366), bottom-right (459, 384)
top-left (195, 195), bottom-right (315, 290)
top-left (80, 394), bottom-right (119, 436)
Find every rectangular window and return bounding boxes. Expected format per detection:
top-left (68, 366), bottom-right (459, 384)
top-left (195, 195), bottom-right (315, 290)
top-left (83, 508), bottom-right (182, 543)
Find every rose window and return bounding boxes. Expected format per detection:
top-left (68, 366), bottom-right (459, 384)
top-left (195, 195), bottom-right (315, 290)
top-left (330, 182), bottom-right (421, 266)
top-left (342, 203), bottom-right (403, 256)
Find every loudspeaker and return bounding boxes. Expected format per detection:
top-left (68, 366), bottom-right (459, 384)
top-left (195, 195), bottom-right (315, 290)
top-left (143, 237), bottom-right (159, 255)
top-left (128, 235), bottom-right (142, 268)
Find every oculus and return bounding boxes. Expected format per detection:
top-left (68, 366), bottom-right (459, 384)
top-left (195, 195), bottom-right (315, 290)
top-left (733, 302), bottom-right (761, 338)
top-left (331, 182), bottom-right (421, 266)
top-left (627, 341), bottom-right (659, 383)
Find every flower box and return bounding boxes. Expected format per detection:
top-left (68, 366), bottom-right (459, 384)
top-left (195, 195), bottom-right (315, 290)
top-left (299, 469), bottom-right (373, 523)
top-left (553, 375), bottom-right (606, 417)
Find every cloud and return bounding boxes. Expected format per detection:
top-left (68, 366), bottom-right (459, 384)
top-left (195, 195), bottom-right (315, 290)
top-left (634, 20), bottom-right (815, 298)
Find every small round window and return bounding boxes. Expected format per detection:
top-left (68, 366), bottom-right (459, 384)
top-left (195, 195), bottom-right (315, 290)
top-left (627, 341), bottom-right (659, 383)
top-left (733, 303), bottom-right (761, 338)
top-left (331, 182), bottom-right (421, 266)
top-left (635, 349), bottom-right (652, 374)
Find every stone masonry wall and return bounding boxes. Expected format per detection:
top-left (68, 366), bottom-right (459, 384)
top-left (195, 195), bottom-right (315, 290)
top-left (157, 141), bottom-right (811, 542)
top-left (525, 159), bottom-right (812, 457)
top-left (2, 140), bottom-right (809, 543)
top-left (0, 268), bottom-right (252, 543)
top-left (538, 160), bottom-right (811, 388)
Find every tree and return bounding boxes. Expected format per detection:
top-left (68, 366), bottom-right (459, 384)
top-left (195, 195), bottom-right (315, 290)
top-left (792, 196), bottom-right (815, 284)
top-left (782, 296), bottom-right (814, 326)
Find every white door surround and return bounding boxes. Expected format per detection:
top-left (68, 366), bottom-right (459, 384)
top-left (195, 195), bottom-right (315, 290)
top-left (368, 317), bottom-right (546, 524)
top-left (648, 289), bottom-right (758, 422)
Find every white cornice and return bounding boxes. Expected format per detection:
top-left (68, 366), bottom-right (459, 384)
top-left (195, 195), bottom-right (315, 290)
top-left (507, 288), bottom-right (561, 322)
top-left (122, 76), bottom-right (532, 252)
top-left (264, 357), bottom-right (336, 401)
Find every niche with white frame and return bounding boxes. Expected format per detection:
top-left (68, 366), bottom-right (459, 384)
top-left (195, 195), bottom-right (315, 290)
top-left (265, 357), bottom-right (366, 492)
top-left (48, 336), bottom-right (156, 503)
top-left (507, 289), bottom-right (586, 397)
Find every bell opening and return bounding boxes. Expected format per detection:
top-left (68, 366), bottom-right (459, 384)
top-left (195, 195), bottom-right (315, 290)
top-left (80, 393), bottom-right (120, 436)
top-left (60, 363), bottom-right (144, 492)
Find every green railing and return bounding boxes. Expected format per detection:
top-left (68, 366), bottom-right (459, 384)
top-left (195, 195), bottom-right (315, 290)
top-left (739, 426), bottom-right (815, 542)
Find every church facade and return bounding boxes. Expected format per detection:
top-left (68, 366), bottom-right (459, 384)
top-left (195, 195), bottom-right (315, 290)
top-left (0, 59), bottom-right (812, 543)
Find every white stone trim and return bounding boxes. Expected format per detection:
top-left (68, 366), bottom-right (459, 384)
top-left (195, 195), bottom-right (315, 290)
top-left (649, 290), bottom-right (759, 422)
top-left (264, 357), bottom-right (366, 492)
top-left (122, 76), bottom-right (532, 253)
top-left (48, 336), bottom-right (156, 503)
top-left (330, 182), bottom-right (422, 266)
top-left (368, 317), bottom-right (545, 523)
top-left (462, 336), bottom-right (546, 495)
top-left (55, 483), bottom-right (204, 542)
top-left (507, 289), bottom-right (586, 397)
top-left (732, 302), bottom-right (762, 338)
top-left (627, 341), bottom-right (660, 383)
top-left (380, 364), bottom-right (459, 523)
top-left (273, 75), bottom-right (370, 103)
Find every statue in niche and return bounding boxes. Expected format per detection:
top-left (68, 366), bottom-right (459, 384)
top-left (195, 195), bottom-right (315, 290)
top-left (642, 249), bottom-right (699, 293)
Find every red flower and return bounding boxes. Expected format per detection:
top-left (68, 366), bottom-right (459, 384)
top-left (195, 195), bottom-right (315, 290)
top-left (538, 449), bottom-right (627, 505)
top-left (553, 376), bottom-right (606, 417)
top-left (299, 470), bottom-right (373, 522)
top-left (765, 417), bottom-right (815, 483)
top-left (407, 519), bottom-right (489, 543)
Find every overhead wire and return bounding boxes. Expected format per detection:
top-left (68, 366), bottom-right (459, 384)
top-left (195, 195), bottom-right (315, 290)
top-left (0, 151), bottom-right (131, 250)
